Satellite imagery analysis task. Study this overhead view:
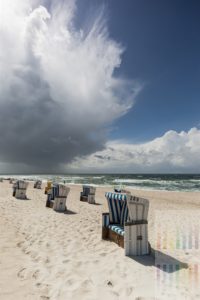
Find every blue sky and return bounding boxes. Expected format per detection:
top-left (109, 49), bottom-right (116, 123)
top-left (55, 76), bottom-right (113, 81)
top-left (77, 0), bottom-right (200, 143)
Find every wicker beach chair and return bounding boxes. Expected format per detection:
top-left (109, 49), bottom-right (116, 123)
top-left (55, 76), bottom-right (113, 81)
top-left (45, 181), bottom-right (52, 194)
top-left (102, 192), bottom-right (150, 256)
top-left (80, 185), bottom-right (96, 204)
top-left (13, 180), bottom-right (28, 199)
top-left (46, 184), bottom-right (70, 212)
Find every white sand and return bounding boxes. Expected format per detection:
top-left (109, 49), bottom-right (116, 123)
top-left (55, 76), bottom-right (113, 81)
top-left (0, 181), bottom-right (200, 299)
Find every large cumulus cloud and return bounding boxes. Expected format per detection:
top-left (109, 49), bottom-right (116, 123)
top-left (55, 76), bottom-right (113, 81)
top-left (68, 128), bottom-right (200, 173)
top-left (0, 0), bottom-right (140, 172)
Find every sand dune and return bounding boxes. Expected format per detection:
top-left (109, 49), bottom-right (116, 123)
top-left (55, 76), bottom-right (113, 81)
top-left (0, 181), bottom-right (200, 299)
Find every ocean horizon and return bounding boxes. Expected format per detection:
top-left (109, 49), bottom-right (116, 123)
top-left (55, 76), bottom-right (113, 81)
top-left (1, 173), bottom-right (200, 192)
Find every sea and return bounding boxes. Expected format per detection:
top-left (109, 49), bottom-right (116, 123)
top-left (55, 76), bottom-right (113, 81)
top-left (1, 174), bottom-right (200, 192)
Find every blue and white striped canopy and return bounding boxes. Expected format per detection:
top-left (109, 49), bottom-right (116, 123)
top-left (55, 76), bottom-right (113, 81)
top-left (105, 192), bottom-right (129, 225)
top-left (105, 192), bottom-right (127, 201)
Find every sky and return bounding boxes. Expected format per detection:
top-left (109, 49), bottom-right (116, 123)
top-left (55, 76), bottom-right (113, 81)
top-left (0, 0), bottom-right (200, 173)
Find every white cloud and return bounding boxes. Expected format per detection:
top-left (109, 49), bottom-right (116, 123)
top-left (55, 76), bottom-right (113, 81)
top-left (0, 0), bottom-right (141, 172)
top-left (68, 128), bottom-right (200, 173)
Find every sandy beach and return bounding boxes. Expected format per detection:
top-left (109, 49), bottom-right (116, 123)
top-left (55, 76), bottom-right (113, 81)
top-left (0, 180), bottom-right (200, 300)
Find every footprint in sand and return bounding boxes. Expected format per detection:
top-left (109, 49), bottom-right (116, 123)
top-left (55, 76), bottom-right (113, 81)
top-left (32, 269), bottom-right (40, 279)
top-left (99, 252), bottom-right (107, 257)
top-left (126, 287), bottom-right (133, 296)
top-left (81, 279), bottom-right (94, 288)
top-left (45, 242), bottom-right (50, 248)
top-left (35, 282), bottom-right (41, 288)
top-left (17, 268), bottom-right (27, 280)
top-left (16, 241), bottom-right (24, 248)
top-left (44, 257), bottom-right (50, 264)
top-left (106, 280), bottom-right (113, 287)
top-left (62, 259), bottom-right (70, 264)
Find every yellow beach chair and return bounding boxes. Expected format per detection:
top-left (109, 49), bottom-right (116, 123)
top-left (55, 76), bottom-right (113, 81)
top-left (45, 181), bottom-right (52, 194)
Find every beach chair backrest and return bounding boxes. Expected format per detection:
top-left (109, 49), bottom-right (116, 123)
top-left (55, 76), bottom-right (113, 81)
top-left (13, 182), bottom-right (17, 189)
top-left (105, 192), bottom-right (127, 224)
top-left (47, 181), bottom-right (52, 188)
top-left (37, 180), bottom-right (42, 187)
top-left (51, 184), bottom-right (58, 199)
top-left (16, 180), bottom-right (28, 189)
top-left (126, 194), bottom-right (149, 222)
top-left (58, 184), bottom-right (70, 197)
top-left (83, 185), bottom-right (96, 196)
top-left (51, 184), bottom-right (70, 199)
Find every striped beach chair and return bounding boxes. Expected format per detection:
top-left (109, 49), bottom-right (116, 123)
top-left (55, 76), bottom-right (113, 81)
top-left (34, 180), bottom-right (42, 189)
top-left (13, 180), bottom-right (28, 199)
top-left (46, 184), bottom-right (70, 212)
top-left (102, 192), bottom-right (150, 256)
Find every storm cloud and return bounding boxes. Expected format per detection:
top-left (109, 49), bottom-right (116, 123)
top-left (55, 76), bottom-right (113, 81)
top-left (0, 0), bottom-right (140, 172)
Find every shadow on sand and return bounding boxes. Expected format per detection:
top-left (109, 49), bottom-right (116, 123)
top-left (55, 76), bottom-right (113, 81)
top-left (128, 248), bottom-right (188, 273)
top-left (63, 209), bottom-right (77, 215)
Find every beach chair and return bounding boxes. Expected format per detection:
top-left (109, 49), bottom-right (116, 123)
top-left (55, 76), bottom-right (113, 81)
top-left (102, 192), bottom-right (150, 256)
top-left (34, 180), bottom-right (42, 189)
top-left (45, 181), bottom-right (52, 194)
top-left (114, 187), bottom-right (131, 194)
top-left (13, 180), bottom-right (28, 199)
top-left (80, 185), bottom-right (96, 204)
top-left (46, 184), bottom-right (70, 212)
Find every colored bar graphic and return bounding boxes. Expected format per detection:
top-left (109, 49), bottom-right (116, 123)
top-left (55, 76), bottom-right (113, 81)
top-left (169, 264), bottom-right (173, 287)
top-left (188, 226), bottom-right (192, 249)
top-left (182, 230), bottom-right (186, 250)
top-left (195, 226), bottom-right (199, 250)
top-left (157, 230), bottom-right (161, 250)
top-left (176, 227), bottom-right (180, 249)
top-left (163, 231), bottom-right (167, 250)
top-left (176, 264), bottom-right (180, 287)
top-left (195, 264), bottom-right (198, 287)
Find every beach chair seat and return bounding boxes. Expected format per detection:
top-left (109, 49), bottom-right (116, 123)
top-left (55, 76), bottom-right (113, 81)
top-left (108, 224), bottom-right (125, 236)
top-left (108, 224), bottom-right (125, 247)
top-left (102, 192), bottom-right (150, 256)
top-left (46, 193), bottom-right (54, 208)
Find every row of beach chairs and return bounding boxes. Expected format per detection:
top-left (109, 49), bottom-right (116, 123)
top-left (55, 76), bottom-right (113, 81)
top-left (10, 179), bottom-right (150, 256)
